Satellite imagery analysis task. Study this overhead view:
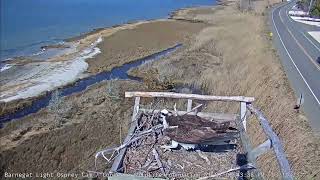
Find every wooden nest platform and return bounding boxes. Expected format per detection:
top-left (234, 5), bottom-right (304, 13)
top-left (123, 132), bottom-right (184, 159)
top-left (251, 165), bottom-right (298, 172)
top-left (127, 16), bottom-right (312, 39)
top-left (94, 92), bottom-right (294, 180)
top-left (123, 111), bottom-right (242, 179)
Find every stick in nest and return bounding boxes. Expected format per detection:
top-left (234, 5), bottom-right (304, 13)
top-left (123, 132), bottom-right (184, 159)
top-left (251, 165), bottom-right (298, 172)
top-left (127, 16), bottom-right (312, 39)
top-left (152, 148), bottom-right (167, 177)
top-left (173, 103), bottom-right (178, 116)
top-left (196, 163), bottom-right (255, 180)
top-left (141, 158), bottom-right (154, 170)
top-left (95, 124), bottom-right (164, 169)
top-left (95, 108), bottom-right (162, 172)
top-left (183, 103), bottom-right (203, 115)
top-left (138, 102), bottom-right (160, 131)
top-left (196, 150), bottom-right (211, 165)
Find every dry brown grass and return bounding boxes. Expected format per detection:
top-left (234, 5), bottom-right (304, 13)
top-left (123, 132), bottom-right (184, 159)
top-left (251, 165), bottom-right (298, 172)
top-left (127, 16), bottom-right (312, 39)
top-left (1, 1), bottom-right (319, 179)
top-left (0, 80), bottom-right (147, 177)
top-left (129, 2), bottom-right (320, 179)
top-left (86, 20), bottom-right (207, 74)
top-left (0, 11), bottom-right (208, 179)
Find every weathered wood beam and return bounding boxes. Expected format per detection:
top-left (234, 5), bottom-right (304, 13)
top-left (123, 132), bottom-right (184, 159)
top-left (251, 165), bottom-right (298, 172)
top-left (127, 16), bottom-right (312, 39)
top-left (240, 102), bottom-right (247, 131)
top-left (125, 92), bottom-right (255, 103)
top-left (131, 97), bottom-right (140, 122)
top-left (236, 116), bottom-right (264, 179)
top-left (110, 97), bottom-right (140, 173)
top-left (247, 104), bottom-right (294, 180)
top-left (236, 116), bottom-right (253, 160)
top-left (250, 139), bottom-right (272, 159)
top-left (110, 119), bottom-right (137, 173)
top-left (139, 108), bottom-right (237, 121)
top-left (187, 99), bottom-right (192, 112)
top-left (152, 148), bottom-right (166, 176)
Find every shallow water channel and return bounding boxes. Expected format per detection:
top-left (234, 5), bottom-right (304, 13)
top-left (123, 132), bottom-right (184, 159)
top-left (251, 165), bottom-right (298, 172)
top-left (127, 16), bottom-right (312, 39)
top-left (0, 44), bottom-right (183, 125)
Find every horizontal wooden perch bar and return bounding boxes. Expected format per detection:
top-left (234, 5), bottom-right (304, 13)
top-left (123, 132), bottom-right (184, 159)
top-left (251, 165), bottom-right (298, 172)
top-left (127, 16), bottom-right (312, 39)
top-left (140, 108), bottom-right (237, 121)
top-left (125, 92), bottom-right (255, 103)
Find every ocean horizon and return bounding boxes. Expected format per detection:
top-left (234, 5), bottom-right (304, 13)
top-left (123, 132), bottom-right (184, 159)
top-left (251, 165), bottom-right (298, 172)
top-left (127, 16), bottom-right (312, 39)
top-left (0, 0), bottom-right (215, 61)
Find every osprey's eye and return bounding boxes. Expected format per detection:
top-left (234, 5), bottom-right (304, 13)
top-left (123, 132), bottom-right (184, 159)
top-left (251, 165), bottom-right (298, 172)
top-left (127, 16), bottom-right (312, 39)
top-left (161, 113), bottom-right (166, 116)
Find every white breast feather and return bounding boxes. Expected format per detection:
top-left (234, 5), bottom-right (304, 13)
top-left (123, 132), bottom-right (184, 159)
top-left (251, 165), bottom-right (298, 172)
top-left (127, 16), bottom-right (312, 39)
top-left (176, 141), bottom-right (196, 150)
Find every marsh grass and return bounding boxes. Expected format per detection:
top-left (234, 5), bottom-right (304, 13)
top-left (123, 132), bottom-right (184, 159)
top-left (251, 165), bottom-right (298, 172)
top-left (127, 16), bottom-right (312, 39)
top-left (129, 3), bottom-right (320, 179)
top-left (106, 77), bottom-right (121, 100)
top-left (47, 90), bottom-right (73, 126)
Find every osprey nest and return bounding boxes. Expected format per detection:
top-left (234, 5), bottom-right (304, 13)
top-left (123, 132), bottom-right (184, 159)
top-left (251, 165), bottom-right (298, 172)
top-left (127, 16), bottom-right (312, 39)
top-left (94, 109), bottom-right (252, 180)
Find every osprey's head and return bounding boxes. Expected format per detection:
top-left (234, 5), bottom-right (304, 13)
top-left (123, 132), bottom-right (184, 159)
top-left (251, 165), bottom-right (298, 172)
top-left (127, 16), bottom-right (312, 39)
top-left (160, 109), bottom-right (170, 129)
top-left (160, 109), bottom-right (169, 116)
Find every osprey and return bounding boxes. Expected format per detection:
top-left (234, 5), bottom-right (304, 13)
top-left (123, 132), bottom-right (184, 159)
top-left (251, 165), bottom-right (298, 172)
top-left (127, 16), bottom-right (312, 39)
top-left (159, 109), bottom-right (238, 151)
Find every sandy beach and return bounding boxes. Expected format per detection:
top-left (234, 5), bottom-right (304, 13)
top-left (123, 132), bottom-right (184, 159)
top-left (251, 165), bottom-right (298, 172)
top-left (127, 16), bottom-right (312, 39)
top-left (1, 0), bottom-right (320, 179)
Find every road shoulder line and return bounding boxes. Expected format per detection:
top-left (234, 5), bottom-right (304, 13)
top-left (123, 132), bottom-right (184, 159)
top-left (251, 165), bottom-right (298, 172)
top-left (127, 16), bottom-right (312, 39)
top-left (271, 3), bottom-right (320, 105)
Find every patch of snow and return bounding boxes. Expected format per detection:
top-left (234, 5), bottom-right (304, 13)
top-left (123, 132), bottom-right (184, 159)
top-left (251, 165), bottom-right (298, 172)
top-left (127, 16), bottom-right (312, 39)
top-left (95, 37), bottom-right (103, 45)
top-left (0, 64), bottom-right (14, 72)
top-left (0, 37), bottom-right (103, 102)
top-left (32, 50), bottom-right (45, 56)
top-left (292, 4), bottom-right (297, 9)
top-left (289, 10), bottom-right (308, 16)
top-left (290, 16), bottom-right (320, 27)
top-left (308, 31), bottom-right (320, 43)
top-left (291, 16), bottom-right (320, 22)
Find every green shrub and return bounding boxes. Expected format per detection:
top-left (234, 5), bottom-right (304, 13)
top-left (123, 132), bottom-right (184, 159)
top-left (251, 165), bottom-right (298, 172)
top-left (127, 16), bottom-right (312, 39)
top-left (311, 7), bottom-right (320, 16)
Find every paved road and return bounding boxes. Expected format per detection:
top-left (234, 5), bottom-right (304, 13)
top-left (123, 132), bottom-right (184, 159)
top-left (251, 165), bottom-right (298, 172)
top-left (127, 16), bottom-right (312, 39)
top-left (270, 1), bottom-right (320, 133)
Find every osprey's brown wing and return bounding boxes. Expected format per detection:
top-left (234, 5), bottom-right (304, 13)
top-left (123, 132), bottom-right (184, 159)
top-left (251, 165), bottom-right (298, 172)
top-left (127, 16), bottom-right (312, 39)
top-left (167, 115), bottom-right (231, 131)
top-left (166, 115), bottom-right (202, 127)
top-left (164, 126), bottom-right (238, 144)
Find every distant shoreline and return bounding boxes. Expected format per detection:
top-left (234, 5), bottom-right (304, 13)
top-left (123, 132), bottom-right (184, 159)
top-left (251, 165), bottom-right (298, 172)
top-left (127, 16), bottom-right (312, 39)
top-left (0, 6), bottom-right (208, 115)
top-left (1, 0), bottom-right (216, 62)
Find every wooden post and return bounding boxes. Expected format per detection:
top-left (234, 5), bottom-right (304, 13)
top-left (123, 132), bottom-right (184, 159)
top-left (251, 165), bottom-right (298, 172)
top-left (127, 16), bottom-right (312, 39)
top-left (236, 115), bottom-right (253, 159)
top-left (236, 115), bottom-right (264, 179)
top-left (131, 97), bottom-right (140, 122)
top-left (110, 116), bottom-right (139, 173)
top-left (110, 97), bottom-right (140, 173)
top-left (187, 99), bottom-right (192, 112)
top-left (247, 104), bottom-right (294, 180)
top-left (240, 102), bottom-right (247, 131)
top-left (250, 139), bottom-right (272, 159)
